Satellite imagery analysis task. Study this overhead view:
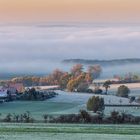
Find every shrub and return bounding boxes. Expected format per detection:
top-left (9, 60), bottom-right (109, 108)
top-left (110, 111), bottom-right (122, 124)
top-left (129, 96), bottom-right (135, 103)
top-left (79, 110), bottom-right (91, 123)
top-left (136, 97), bottom-right (140, 103)
top-left (116, 85), bottom-right (130, 98)
top-left (93, 89), bottom-right (103, 94)
top-left (4, 113), bottom-right (12, 122)
top-left (43, 114), bottom-right (48, 123)
top-left (87, 96), bottom-right (105, 113)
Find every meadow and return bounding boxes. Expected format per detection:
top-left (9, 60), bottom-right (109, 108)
top-left (0, 123), bottom-right (140, 140)
top-left (0, 90), bottom-right (140, 120)
top-left (109, 88), bottom-right (140, 97)
top-left (0, 100), bottom-right (79, 120)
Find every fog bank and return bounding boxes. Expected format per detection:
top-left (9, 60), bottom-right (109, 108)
top-left (0, 23), bottom-right (140, 75)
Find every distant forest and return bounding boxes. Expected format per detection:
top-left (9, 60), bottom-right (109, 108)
top-left (63, 58), bottom-right (140, 66)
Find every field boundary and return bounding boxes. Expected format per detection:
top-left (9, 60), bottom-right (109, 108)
top-left (105, 104), bottom-right (140, 107)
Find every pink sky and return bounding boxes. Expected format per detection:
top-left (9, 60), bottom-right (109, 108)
top-left (0, 0), bottom-right (140, 23)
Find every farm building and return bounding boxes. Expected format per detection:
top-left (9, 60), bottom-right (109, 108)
top-left (0, 83), bottom-right (25, 102)
top-left (8, 83), bottom-right (25, 93)
top-left (0, 86), bottom-right (8, 102)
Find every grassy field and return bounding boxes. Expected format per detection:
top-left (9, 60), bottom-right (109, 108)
top-left (1, 90), bottom-right (140, 120)
top-left (0, 101), bottom-right (80, 120)
top-left (0, 123), bottom-right (140, 140)
top-left (0, 91), bottom-right (140, 139)
top-left (109, 88), bottom-right (140, 97)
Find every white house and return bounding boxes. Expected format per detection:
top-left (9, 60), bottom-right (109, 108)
top-left (0, 86), bottom-right (8, 102)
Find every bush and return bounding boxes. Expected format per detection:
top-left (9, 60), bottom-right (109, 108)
top-left (77, 82), bottom-right (89, 92)
top-left (43, 114), bottom-right (48, 123)
top-left (87, 96), bottom-right (105, 113)
top-left (116, 85), bottom-right (130, 98)
top-left (129, 96), bottom-right (135, 103)
top-left (3, 112), bottom-right (34, 123)
top-left (79, 110), bottom-right (91, 123)
top-left (110, 111), bottom-right (123, 124)
top-left (93, 89), bottom-right (103, 94)
top-left (4, 113), bottom-right (12, 122)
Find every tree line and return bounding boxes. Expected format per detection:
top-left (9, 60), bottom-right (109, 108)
top-left (1, 110), bottom-right (140, 124)
top-left (3, 64), bottom-right (102, 92)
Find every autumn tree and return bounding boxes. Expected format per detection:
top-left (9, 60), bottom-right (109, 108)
top-left (51, 69), bottom-right (65, 85)
top-left (71, 64), bottom-right (83, 77)
top-left (67, 73), bottom-right (87, 92)
top-left (31, 77), bottom-right (40, 86)
top-left (88, 65), bottom-right (102, 79)
top-left (59, 72), bottom-right (71, 89)
top-left (39, 77), bottom-right (49, 86)
top-left (66, 79), bottom-right (78, 92)
top-left (85, 73), bottom-right (93, 84)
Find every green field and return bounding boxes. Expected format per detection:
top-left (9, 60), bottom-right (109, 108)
top-left (1, 98), bottom-right (140, 120)
top-left (1, 90), bottom-right (140, 121)
top-left (0, 101), bottom-right (80, 120)
top-left (0, 123), bottom-right (140, 140)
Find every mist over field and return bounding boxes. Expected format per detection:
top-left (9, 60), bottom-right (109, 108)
top-left (0, 23), bottom-right (140, 78)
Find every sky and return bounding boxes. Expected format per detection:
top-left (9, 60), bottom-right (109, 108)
top-left (0, 0), bottom-right (140, 23)
top-left (0, 0), bottom-right (140, 75)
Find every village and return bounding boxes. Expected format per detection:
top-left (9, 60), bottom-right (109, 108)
top-left (0, 83), bottom-right (59, 103)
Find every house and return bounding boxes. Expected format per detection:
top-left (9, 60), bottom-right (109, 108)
top-left (0, 83), bottom-right (25, 102)
top-left (0, 86), bottom-right (8, 102)
top-left (8, 83), bottom-right (25, 93)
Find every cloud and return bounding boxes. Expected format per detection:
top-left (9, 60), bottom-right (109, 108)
top-left (0, 23), bottom-right (140, 73)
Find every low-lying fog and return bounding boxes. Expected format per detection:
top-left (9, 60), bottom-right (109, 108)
top-left (0, 23), bottom-right (140, 79)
